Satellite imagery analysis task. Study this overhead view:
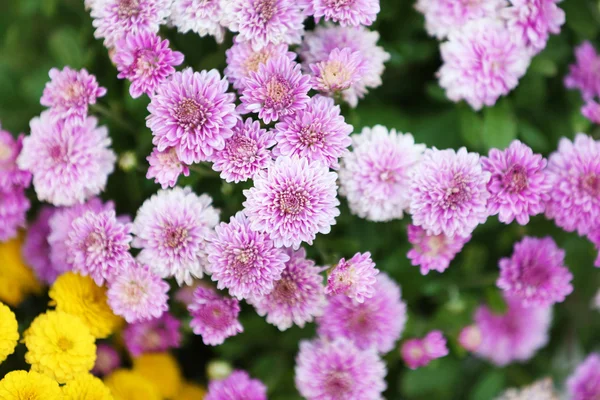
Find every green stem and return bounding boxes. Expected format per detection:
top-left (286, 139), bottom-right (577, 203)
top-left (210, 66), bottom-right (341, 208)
top-left (189, 164), bottom-right (218, 178)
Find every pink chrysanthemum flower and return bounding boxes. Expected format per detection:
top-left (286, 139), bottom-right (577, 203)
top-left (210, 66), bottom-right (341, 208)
top-left (325, 252), bottom-right (378, 303)
top-left (147, 68), bottom-right (238, 164)
top-left (458, 325), bottom-right (482, 352)
top-left (400, 330), bottom-right (449, 369)
top-left (497, 236), bottom-right (572, 307)
top-left (0, 187), bottom-right (30, 242)
top-left (474, 296), bottom-right (551, 366)
top-left (249, 248), bottom-right (326, 331)
top-left (223, 0), bottom-right (305, 51)
top-left (273, 96), bottom-right (352, 170)
top-left (415, 0), bottom-right (506, 39)
top-left (107, 261), bottom-right (169, 323)
top-left (502, 0), bottom-right (565, 55)
top-left (304, 0), bottom-right (380, 26)
top-left (406, 224), bottom-right (471, 275)
top-left (582, 100), bottom-right (600, 124)
top-left (300, 25), bottom-right (390, 107)
top-left (588, 229), bottom-right (600, 268)
top-left (92, 344), bottom-right (121, 376)
top-left (238, 56), bottom-right (311, 124)
top-left (410, 147), bottom-right (491, 238)
top-left (0, 129), bottom-right (31, 190)
top-left (339, 125), bottom-right (425, 222)
top-left (206, 370), bottom-right (267, 400)
top-left (114, 31), bottom-right (184, 98)
top-left (225, 42), bottom-right (296, 91)
top-left (565, 41), bottom-right (600, 101)
top-left (211, 118), bottom-right (275, 183)
top-left (170, 0), bottom-right (226, 43)
top-left (146, 146), bottom-right (190, 189)
top-left (188, 286), bottom-right (243, 346)
top-left (123, 312), bottom-right (181, 357)
top-left (207, 212), bottom-right (289, 300)
top-left (23, 207), bottom-right (60, 284)
top-left (295, 338), bottom-right (387, 400)
top-left (65, 210), bottom-right (134, 285)
top-left (132, 187), bottom-right (219, 285)
top-left (318, 273), bottom-right (406, 354)
top-left (481, 140), bottom-right (551, 225)
top-left (40, 67), bottom-right (107, 123)
top-left (243, 156), bottom-right (340, 249)
top-left (18, 113), bottom-right (116, 206)
top-left (438, 19), bottom-right (531, 110)
top-left (91, 0), bottom-right (171, 47)
top-left (567, 353), bottom-right (600, 400)
top-left (545, 134), bottom-right (600, 236)
top-left (309, 47), bottom-right (366, 95)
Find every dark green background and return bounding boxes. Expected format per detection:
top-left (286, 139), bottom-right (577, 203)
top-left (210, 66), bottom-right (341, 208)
top-left (1, 0), bottom-right (600, 398)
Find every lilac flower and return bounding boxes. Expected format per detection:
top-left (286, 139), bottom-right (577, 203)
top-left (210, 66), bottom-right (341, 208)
top-left (65, 210), bottom-right (134, 285)
top-left (438, 19), bottom-right (531, 110)
top-left (205, 370), bottom-right (267, 400)
top-left (223, 0), bottom-right (305, 51)
top-left (146, 147), bottom-right (190, 189)
top-left (423, 331), bottom-right (449, 359)
top-left (243, 156), bottom-right (339, 249)
top-left (91, 0), bottom-right (171, 47)
top-left (22, 207), bottom-right (60, 284)
top-left (92, 344), bottom-right (121, 376)
top-left (318, 273), bottom-right (406, 354)
top-left (273, 96), bottom-right (352, 169)
top-left (170, 0), bottom-right (226, 43)
top-left (40, 67), bottom-right (106, 123)
top-left (582, 100), bottom-right (600, 124)
top-left (132, 187), bottom-right (219, 285)
top-left (325, 252), bottom-right (378, 303)
top-left (147, 68), bottom-right (238, 164)
top-left (238, 56), bottom-right (311, 124)
top-left (567, 353), bottom-right (600, 400)
top-left (249, 248), bottom-right (326, 330)
top-left (502, 0), bottom-right (565, 55)
top-left (0, 129), bottom-right (31, 190)
top-left (497, 236), bottom-right (572, 307)
top-left (211, 118), bottom-right (275, 183)
top-left (300, 25), bottom-right (390, 107)
top-left (225, 42), bottom-right (296, 91)
top-left (474, 296), bottom-right (552, 366)
top-left (0, 188), bottom-right (30, 242)
top-left (340, 125), bottom-right (424, 222)
top-left (207, 212), bottom-right (289, 300)
top-left (410, 147), bottom-right (491, 238)
top-left (458, 325), bottom-right (482, 352)
top-left (114, 31), bottom-right (184, 98)
top-left (565, 41), bottom-right (600, 101)
top-left (295, 338), bottom-right (387, 400)
top-left (304, 0), bottom-right (380, 26)
top-left (107, 261), bottom-right (169, 323)
top-left (407, 224), bottom-right (471, 275)
top-left (545, 134), bottom-right (600, 236)
top-left (415, 0), bottom-right (506, 39)
top-left (309, 47), bottom-right (366, 95)
top-left (123, 312), bottom-right (181, 357)
top-left (401, 331), bottom-right (449, 369)
top-left (17, 113), bottom-right (116, 206)
top-left (188, 286), bottom-right (243, 346)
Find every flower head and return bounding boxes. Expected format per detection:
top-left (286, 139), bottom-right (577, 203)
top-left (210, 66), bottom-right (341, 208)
top-left (273, 95), bottom-right (353, 169)
top-left (0, 370), bottom-right (62, 400)
top-left (114, 31), bottom-right (184, 98)
top-left (567, 353), bottom-right (600, 400)
top-left (238, 56), bottom-right (311, 124)
top-left (309, 47), bottom-right (366, 94)
top-left (438, 19), bottom-right (531, 110)
top-left (249, 248), bottom-right (326, 330)
top-left (23, 207), bottom-right (60, 284)
top-left (0, 187), bottom-right (30, 242)
top-left (0, 302), bottom-right (18, 364)
top-left (62, 374), bottom-right (113, 400)
top-left (318, 273), bottom-right (406, 354)
top-left (178, 382), bottom-right (207, 399)
top-left (496, 379), bottom-right (558, 400)
top-left (407, 224), bottom-right (471, 275)
top-left (206, 370), bottom-right (267, 400)
top-left (92, 344), bottom-right (121, 376)
top-left (582, 100), bottom-right (600, 124)
top-left (107, 262), bottom-right (169, 323)
top-left (188, 286), bottom-right (243, 346)
top-left (295, 338), bottom-right (387, 400)
top-left (304, 0), bottom-right (380, 26)
top-left (0, 128), bottom-right (31, 190)
top-left (0, 237), bottom-right (42, 307)
top-left (211, 118), bottom-right (275, 183)
top-left (401, 330), bottom-right (449, 369)
top-left (105, 369), bottom-right (161, 400)
top-left (170, 0), bottom-right (226, 42)
top-left (146, 147), bottom-right (190, 189)
top-left (124, 312), bottom-right (181, 356)
top-left (410, 147), bottom-right (490, 237)
top-left (325, 252), bottom-right (378, 303)
top-left (458, 325), bottom-right (482, 352)
top-left (24, 311), bottom-right (96, 383)
top-left (148, 68), bottom-right (238, 164)
top-left (133, 353), bottom-right (183, 399)
top-left (565, 41), bottom-right (600, 101)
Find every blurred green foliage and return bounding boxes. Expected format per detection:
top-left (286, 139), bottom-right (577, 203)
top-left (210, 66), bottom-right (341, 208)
top-left (1, 0), bottom-right (600, 398)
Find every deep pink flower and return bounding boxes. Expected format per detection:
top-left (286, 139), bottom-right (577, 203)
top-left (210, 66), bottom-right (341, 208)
top-left (0, 187), bottom-right (30, 242)
top-left (123, 312), bottom-right (181, 357)
top-left (304, 0), bottom-right (380, 26)
top-left (0, 128), bottom-right (31, 190)
top-left (146, 147), bottom-right (190, 189)
top-left (188, 286), bottom-right (243, 346)
top-left (458, 325), bottom-right (482, 352)
top-left (206, 370), bottom-right (267, 400)
top-left (325, 252), bottom-right (378, 303)
top-left (401, 330), bottom-right (449, 369)
top-left (565, 41), bottom-right (600, 101)
top-left (22, 207), bottom-right (60, 284)
top-left (309, 47), bottom-right (366, 95)
top-left (582, 100), bottom-right (600, 124)
top-left (170, 0), bottom-right (226, 43)
top-left (407, 224), bottom-right (471, 275)
top-left (92, 344), bottom-right (121, 376)
top-left (567, 353), bottom-right (600, 400)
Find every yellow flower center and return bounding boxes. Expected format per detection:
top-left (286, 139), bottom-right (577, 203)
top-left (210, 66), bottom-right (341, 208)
top-left (57, 336), bottom-right (74, 352)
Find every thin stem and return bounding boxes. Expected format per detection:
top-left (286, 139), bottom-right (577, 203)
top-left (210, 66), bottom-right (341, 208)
top-left (189, 164), bottom-right (218, 178)
top-left (90, 103), bottom-right (137, 133)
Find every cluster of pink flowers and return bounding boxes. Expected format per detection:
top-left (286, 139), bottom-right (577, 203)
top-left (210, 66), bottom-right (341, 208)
top-left (400, 330), bottom-right (449, 369)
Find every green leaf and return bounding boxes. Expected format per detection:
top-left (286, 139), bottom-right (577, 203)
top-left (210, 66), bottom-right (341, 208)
top-left (529, 57), bottom-right (558, 77)
top-left (48, 28), bottom-right (86, 68)
top-left (470, 371), bottom-right (505, 400)
top-left (482, 99), bottom-right (517, 150)
top-left (518, 121), bottom-right (550, 153)
top-left (459, 106), bottom-right (484, 151)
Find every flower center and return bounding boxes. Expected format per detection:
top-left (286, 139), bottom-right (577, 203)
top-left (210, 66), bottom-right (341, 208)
top-left (126, 281), bottom-right (146, 298)
top-left (49, 144), bottom-right (68, 162)
top-left (61, 82), bottom-right (85, 103)
top-left (158, 148), bottom-right (182, 168)
top-left (503, 164), bottom-right (528, 192)
top-left (143, 331), bottom-right (163, 349)
top-left (117, 0), bottom-right (141, 18)
top-left (235, 247), bottom-right (257, 265)
top-left (0, 142), bottom-right (12, 162)
top-left (326, 0), bottom-right (353, 7)
top-left (255, 0), bottom-right (275, 22)
top-left (378, 169), bottom-right (396, 183)
top-left (324, 371), bottom-right (353, 394)
top-left (320, 61), bottom-right (353, 91)
top-left (425, 235), bottom-right (446, 257)
top-left (136, 50), bottom-right (160, 75)
top-left (520, 261), bottom-right (551, 288)
top-left (244, 51), bottom-right (270, 74)
top-left (84, 231), bottom-right (104, 252)
top-left (299, 126), bottom-right (325, 147)
top-left (273, 278), bottom-right (298, 304)
top-left (165, 226), bottom-right (188, 249)
top-left (443, 175), bottom-right (471, 210)
top-left (409, 345), bottom-right (424, 360)
top-left (57, 336), bottom-right (74, 352)
top-left (231, 135), bottom-right (258, 163)
top-left (582, 173), bottom-right (600, 196)
top-left (276, 188), bottom-right (308, 215)
top-left (265, 76), bottom-right (292, 107)
top-left (175, 98), bottom-right (207, 129)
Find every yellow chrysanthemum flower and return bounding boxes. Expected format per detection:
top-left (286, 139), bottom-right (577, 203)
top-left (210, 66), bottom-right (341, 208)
top-left (104, 369), bottom-right (161, 400)
top-left (133, 352), bottom-right (183, 399)
top-left (0, 302), bottom-right (18, 364)
top-left (62, 373), bottom-right (114, 400)
top-left (49, 272), bottom-right (123, 339)
top-left (0, 370), bottom-right (62, 400)
top-left (177, 381), bottom-right (207, 399)
top-left (0, 236), bottom-right (42, 307)
top-left (24, 310), bottom-right (96, 384)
